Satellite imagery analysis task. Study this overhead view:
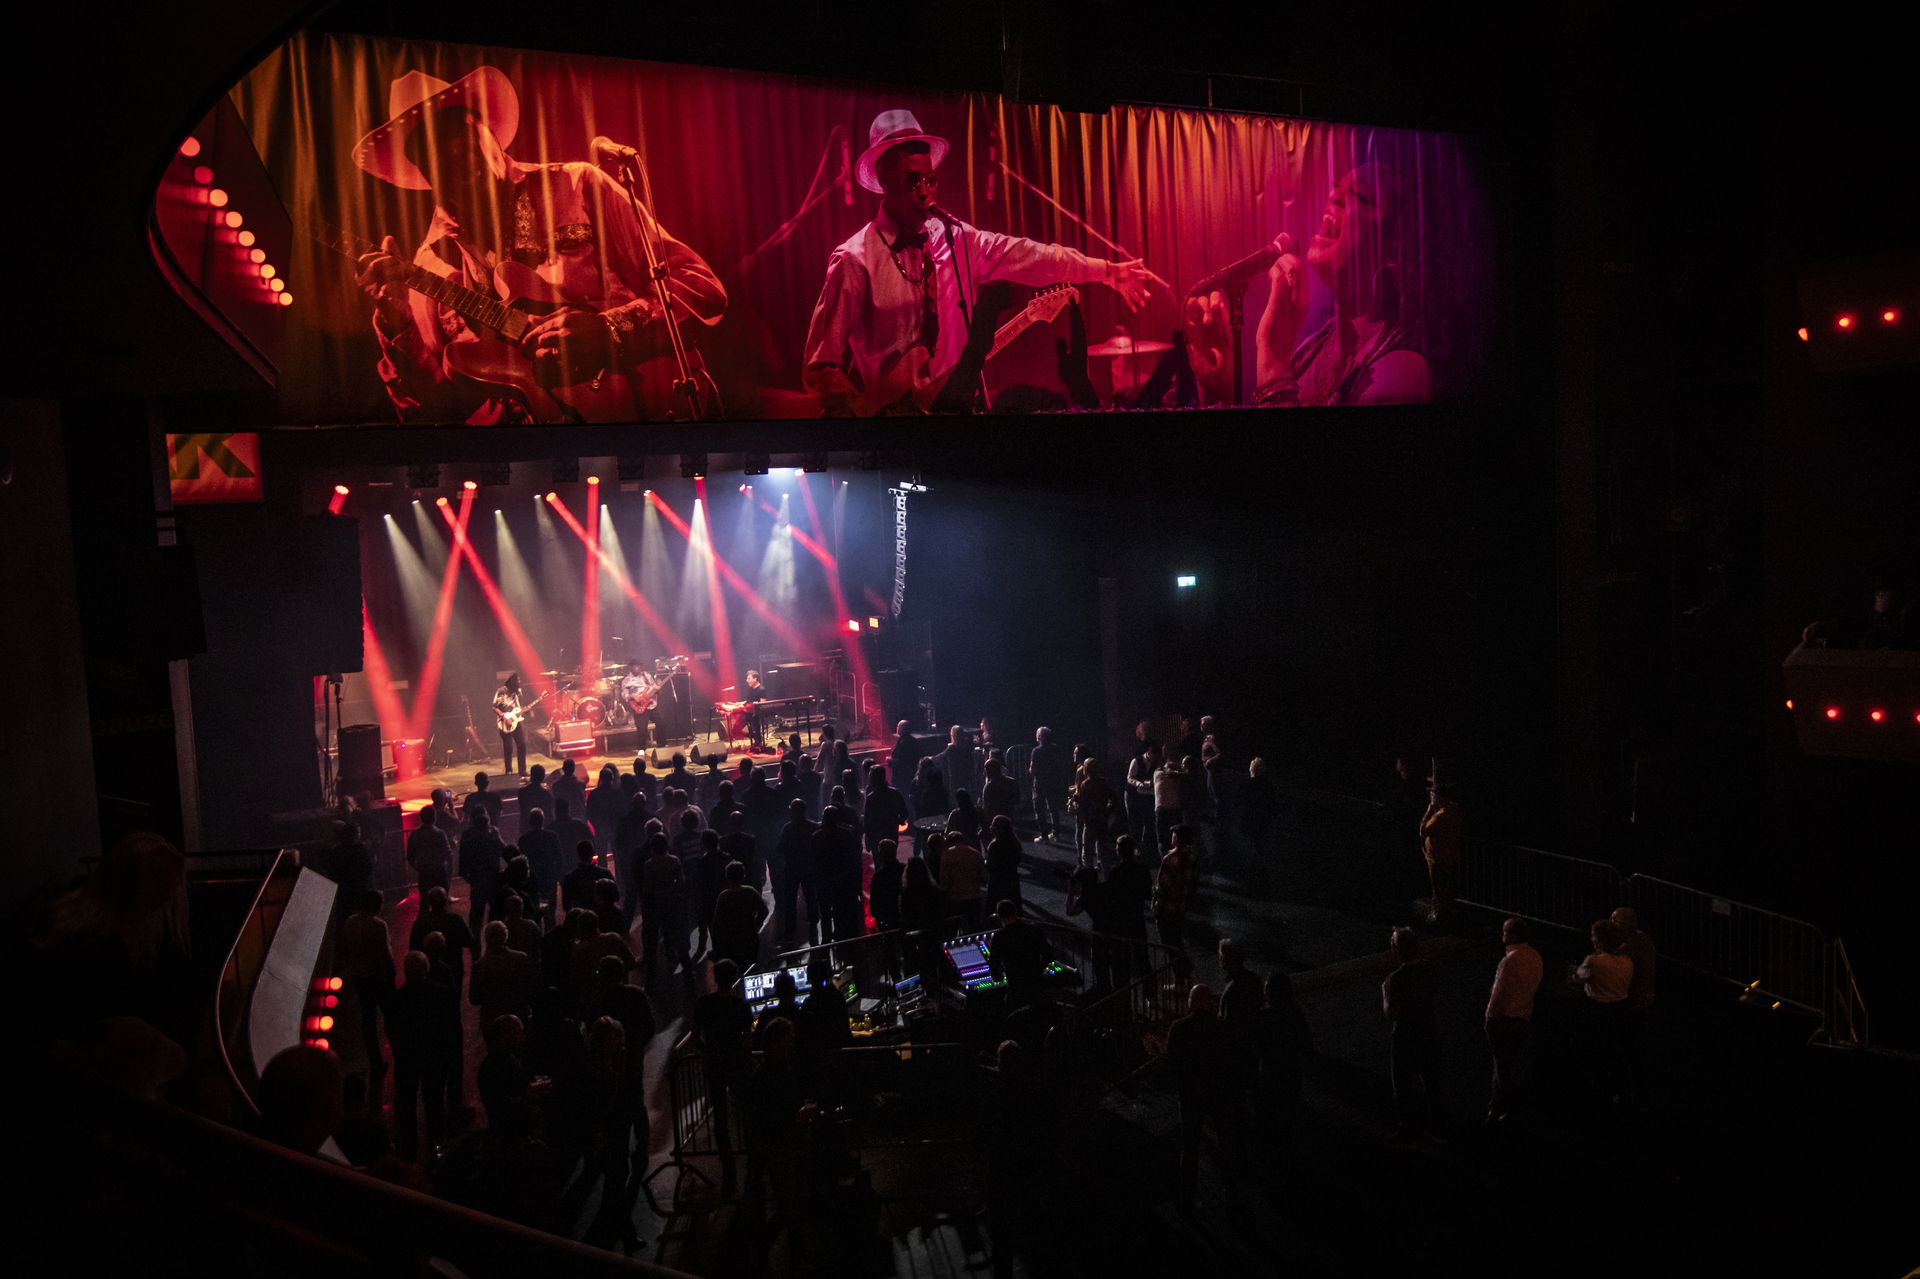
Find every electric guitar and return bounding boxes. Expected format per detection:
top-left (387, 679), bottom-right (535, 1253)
top-left (495, 688), bottom-right (553, 734)
top-left (316, 221), bottom-right (719, 423)
top-left (851, 284), bottom-right (1079, 417)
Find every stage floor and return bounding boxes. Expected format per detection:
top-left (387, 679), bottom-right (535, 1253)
top-left (379, 727), bottom-right (891, 809)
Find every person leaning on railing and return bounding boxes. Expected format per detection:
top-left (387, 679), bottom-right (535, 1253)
top-left (1574, 919), bottom-right (1634, 1110)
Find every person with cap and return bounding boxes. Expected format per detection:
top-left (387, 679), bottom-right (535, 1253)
top-left (802, 108), bottom-right (1153, 416)
top-left (351, 65), bottom-right (725, 424)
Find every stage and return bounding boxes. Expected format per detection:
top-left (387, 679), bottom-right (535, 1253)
top-left (372, 724), bottom-right (894, 811)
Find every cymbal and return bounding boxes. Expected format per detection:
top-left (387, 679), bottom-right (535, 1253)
top-left (1087, 337), bottom-right (1173, 357)
top-left (539, 669), bottom-right (566, 678)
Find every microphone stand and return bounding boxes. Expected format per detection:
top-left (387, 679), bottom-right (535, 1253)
top-left (606, 148), bottom-right (707, 422)
top-left (937, 212), bottom-right (993, 412)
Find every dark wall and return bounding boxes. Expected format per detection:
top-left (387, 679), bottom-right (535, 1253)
top-left (1, 401), bottom-right (101, 909)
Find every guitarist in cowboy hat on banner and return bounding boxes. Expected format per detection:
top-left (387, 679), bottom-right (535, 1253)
top-left (350, 65), bottom-right (725, 424)
top-left (802, 108), bottom-right (1154, 416)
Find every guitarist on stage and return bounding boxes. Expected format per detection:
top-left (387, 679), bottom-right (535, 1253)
top-left (351, 66), bottom-right (726, 424)
top-left (802, 109), bottom-right (1153, 416)
top-left (493, 672), bottom-right (530, 778)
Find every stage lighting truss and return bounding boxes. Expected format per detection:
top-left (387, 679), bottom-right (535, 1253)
top-left (744, 453), bottom-right (770, 476)
top-left (405, 462), bottom-right (439, 491)
top-left (800, 452), bottom-right (829, 473)
top-left (480, 462), bottom-right (512, 487)
top-left (551, 458), bottom-right (580, 484)
top-left (681, 453), bottom-right (708, 478)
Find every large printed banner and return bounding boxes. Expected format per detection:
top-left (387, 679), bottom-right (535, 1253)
top-left (234, 33), bottom-right (1494, 426)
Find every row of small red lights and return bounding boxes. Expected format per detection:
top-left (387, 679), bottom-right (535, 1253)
top-left (179, 136), bottom-right (293, 308)
top-left (1797, 309), bottom-right (1899, 341)
top-left (305, 975), bottom-right (344, 1051)
top-left (1786, 699), bottom-right (1920, 724)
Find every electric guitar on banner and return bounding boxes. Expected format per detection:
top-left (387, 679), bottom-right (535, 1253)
top-left (852, 284), bottom-right (1079, 417)
top-left (314, 221), bottom-right (719, 423)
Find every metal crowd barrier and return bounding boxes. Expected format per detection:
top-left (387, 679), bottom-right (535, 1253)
top-left (1457, 838), bottom-right (1626, 934)
top-left (1623, 873), bottom-right (1833, 1018)
top-left (1454, 838), bottom-right (1870, 1047)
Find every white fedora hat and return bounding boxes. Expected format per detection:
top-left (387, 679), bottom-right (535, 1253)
top-left (854, 109), bottom-right (948, 194)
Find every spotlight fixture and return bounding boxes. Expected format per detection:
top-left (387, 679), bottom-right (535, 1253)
top-left (462, 480), bottom-right (478, 492)
top-left (480, 461), bottom-right (512, 487)
top-left (551, 458), bottom-right (580, 484)
top-left (405, 462), bottom-right (439, 490)
top-left (800, 452), bottom-right (828, 473)
top-left (743, 453), bottom-right (770, 476)
top-left (681, 453), bottom-right (707, 478)
top-left (617, 456), bottom-right (647, 483)
top-left (327, 484), bottom-right (349, 515)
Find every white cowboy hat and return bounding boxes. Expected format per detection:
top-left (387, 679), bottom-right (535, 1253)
top-left (352, 66), bottom-right (521, 191)
top-left (854, 109), bottom-right (948, 194)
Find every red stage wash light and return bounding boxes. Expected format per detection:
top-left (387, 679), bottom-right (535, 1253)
top-left (1883, 309), bottom-right (1900, 324)
top-left (645, 490), bottom-right (812, 662)
top-left (544, 492), bottom-right (717, 696)
top-left (328, 484), bottom-right (349, 515)
top-left (327, 977), bottom-right (343, 991)
top-left (581, 475), bottom-right (602, 685)
top-left (464, 480), bottom-right (477, 491)
top-left (406, 488), bottom-right (475, 743)
top-left (436, 496), bottom-right (449, 507)
top-left (1784, 699), bottom-right (1793, 711)
top-left (1796, 327), bottom-right (1809, 342)
top-left (1825, 706), bottom-right (1841, 720)
top-left (179, 136), bottom-right (200, 157)
top-left (238, 230), bottom-right (255, 248)
top-left (192, 165), bottom-right (212, 184)
top-left (546, 491), bottom-right (558, 502)
top-left (310, 1038), bottom-right (329, 1052)
top-left (208, 188), bottom-right (228, 208)
top-left (437, 498), bottom-right (557, 701)
top-left (224, 210), bottom-right (243, 229)
top-left (359, 606), bottom-right (412, 749)
top-left (1836, 314), bottom-right (1854, 329)
top-left (1870, 709), bottom-right (1885, 723)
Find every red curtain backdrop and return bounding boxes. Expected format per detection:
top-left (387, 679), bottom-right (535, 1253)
top-left (234, 31), bottom-right (1492, 424)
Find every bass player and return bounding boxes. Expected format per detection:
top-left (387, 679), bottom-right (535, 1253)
top-left (351, 65), bottom-right (726, 424)
top-left (801, 109), bottom-right (1153, 416)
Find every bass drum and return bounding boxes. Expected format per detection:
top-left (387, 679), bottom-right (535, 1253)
top-left (573, 695), bottom-right (608, 727)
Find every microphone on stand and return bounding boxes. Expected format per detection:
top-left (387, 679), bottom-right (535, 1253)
top-left (1186, 239), bottom-right (1284, 298)
top-left (928, 203), bottom-right (959, 229)
top-left (589, 135), bottom-right (640, 172)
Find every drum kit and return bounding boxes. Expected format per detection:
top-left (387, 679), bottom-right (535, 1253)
top-left (541, 657), bottom-right (687, 730)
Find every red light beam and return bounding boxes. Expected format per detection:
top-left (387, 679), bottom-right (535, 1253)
top-left (436, 499), bottom-right (556, 702)
top-left (405, 487), bottom-right (473, 743)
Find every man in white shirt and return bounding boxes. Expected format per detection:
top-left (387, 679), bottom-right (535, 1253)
top-left (802, 109), bottom-right (1151, 416)
top-left (1484, 916), bottom-right (1542, 1123)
